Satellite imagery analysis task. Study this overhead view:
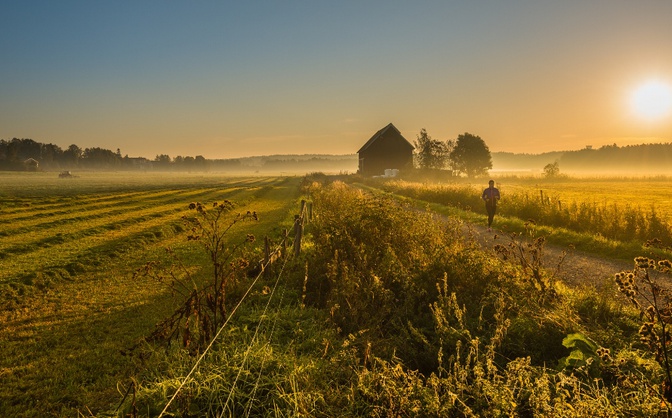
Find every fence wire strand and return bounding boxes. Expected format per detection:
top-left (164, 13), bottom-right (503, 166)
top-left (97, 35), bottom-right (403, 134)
top-left (158, 240), bottom-right (287, 418)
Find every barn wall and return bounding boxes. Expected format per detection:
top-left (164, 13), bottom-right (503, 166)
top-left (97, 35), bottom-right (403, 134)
top-left (358, 131), bottom-right (413, 176)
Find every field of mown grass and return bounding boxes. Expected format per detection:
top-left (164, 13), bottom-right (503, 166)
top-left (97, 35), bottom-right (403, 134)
top-left (0, 172), bottom-right (302, 417)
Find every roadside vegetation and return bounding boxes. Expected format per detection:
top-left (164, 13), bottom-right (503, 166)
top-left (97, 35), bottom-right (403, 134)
top-left (357, 176), bottom-right (672, 262)
top-left (4, 172), bottom-right (672, 416)
top-left (113, 174), bottom-right (672, 416)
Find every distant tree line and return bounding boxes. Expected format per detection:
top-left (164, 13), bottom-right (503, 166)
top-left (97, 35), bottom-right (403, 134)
top-left (0, 137), bottom-right (358, 172)
top-left (0, 138), bottom-right (121, 170)
top-left (493, 143), bottom-right (672, 174)
top-left (558, 143), bottom-right (672, 172)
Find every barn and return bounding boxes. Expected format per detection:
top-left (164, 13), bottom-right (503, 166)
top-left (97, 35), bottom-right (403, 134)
top-left (23, 158), bottom-right (39, 171)
top-left (357, 123), bottom-right (414, 176)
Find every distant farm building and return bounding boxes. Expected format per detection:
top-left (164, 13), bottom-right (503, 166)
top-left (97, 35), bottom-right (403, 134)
top-left (357, 123), bottom-right (414, 176)
top-left (23, 158), bottom-right (39, 171)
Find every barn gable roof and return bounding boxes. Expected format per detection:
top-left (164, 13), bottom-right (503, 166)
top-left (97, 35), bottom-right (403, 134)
top-left (357, 123), bottom-right (414, 154)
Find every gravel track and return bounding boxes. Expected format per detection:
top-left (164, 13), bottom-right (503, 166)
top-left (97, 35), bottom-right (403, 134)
top-left (461, 222), bottom-right (634, 289)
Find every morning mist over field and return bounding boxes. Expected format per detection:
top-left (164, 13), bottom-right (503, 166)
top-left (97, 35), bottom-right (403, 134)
top-left (1, 1), bottom-right (671, 162)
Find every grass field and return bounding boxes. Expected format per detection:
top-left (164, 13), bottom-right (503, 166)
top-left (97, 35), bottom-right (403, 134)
top-left (0, 172), bottom-right (303, 417)
top-left (4, 171), bottom-right (672, 416)
top-left (496, 176), bottom-right (672, 214)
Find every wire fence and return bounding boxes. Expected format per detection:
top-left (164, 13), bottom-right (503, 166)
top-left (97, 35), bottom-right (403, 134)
top-left (156, 199), bottom-right (312, 417)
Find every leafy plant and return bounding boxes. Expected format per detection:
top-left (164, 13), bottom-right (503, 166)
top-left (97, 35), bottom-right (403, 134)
top-left (556, 333), bottom-right (602, 376)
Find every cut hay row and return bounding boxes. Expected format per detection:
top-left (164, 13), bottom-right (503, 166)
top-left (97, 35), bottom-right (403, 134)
top-left (0, 185), bottom-right (259, 248)
top-left (0, 186), bottom-right (237, 223)
top-left (0, 186), bottom-right (266, 286)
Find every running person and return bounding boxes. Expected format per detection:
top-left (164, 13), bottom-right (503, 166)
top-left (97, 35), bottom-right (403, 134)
top-left (482, 179), bottom-right (500, 231)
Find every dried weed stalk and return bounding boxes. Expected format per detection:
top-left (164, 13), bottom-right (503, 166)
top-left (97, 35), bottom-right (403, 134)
top-left (136, 201), bottom-right (258, 354)
top-left (493, 220), bottom-right (567, 301)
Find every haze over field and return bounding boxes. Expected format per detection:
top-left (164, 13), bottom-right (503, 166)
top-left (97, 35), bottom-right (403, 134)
top-left (1, 1), bottom-right (671, 160)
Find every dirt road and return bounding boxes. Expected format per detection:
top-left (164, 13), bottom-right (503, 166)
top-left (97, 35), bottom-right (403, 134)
top-left (462, 222), bottom-right (633, 289)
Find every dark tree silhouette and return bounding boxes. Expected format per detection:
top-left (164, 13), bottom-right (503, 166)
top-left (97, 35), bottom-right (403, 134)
top-left (413, 128), bottom-right (452, 170)
top-left (449, 132), bottom-right (492, 177)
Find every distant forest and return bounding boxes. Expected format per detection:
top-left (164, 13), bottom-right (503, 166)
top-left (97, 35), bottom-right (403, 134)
top-left (3, 137), bottom-right (672, 174)
top-left (0, 138), bottom-right (358, 173)
top-left (493, 143), bottom-right (672, 174)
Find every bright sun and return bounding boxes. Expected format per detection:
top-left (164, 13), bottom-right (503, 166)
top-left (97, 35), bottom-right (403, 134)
top-left (631, 80), bottom-right (672, 120)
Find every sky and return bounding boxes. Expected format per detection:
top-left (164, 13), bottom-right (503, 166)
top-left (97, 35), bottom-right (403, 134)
top-left (2, 1), bottom-right (672, 160)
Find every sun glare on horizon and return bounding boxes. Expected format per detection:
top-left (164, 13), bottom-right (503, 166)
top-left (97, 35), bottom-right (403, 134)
top-left (631, 80), bottom-right (672, 120)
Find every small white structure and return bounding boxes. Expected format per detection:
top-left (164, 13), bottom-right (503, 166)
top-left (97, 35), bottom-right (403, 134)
top-left (373, 168), bottom-right (400, 178)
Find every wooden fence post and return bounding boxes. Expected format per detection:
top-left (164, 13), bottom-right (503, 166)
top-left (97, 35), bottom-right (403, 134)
top-left (540, 190), bottom-right (544, 205)
top-left (294, 220), bottom-right (304, 257)
top-left (292, 200), bottom-right (311, 257)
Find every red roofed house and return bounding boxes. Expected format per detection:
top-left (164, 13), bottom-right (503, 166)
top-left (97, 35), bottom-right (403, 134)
top-left (357, 123), bottom-right (414, 176)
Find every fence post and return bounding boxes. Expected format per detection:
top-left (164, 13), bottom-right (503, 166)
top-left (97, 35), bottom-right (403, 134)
top-left (292, 200), bottom-right (311, 257)
top-left (540, 190), bottom-right (544, 205)
top-left (294, 219), bottom-right (304, 257)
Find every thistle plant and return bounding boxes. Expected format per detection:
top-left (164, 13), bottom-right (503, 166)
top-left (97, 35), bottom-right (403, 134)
top-left (493, 220), bottom-right (567, 302)
top-left (136, 201), bottom-right (258, 354)
top-left (615, 256), bottom-right (672, 403)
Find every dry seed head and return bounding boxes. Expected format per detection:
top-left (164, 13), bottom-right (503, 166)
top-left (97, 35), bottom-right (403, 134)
top-left (659, 260), bottom-right (672, 271)
top-left (596, 347), bottom-right (612, 362)
top-left (646, 306), bottom-right (656, 320)
top-left (635, 257), bottom-right (651, 269)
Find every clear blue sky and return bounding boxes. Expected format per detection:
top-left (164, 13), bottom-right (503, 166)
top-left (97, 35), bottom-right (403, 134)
top-left (2, 1), bottom-right (672, 159)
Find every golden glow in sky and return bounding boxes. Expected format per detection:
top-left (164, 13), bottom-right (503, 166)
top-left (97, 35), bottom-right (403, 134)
top-left (631, 80), bottom-right (672, 120)
top-left (1, 2), bottom-right (672, 158)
